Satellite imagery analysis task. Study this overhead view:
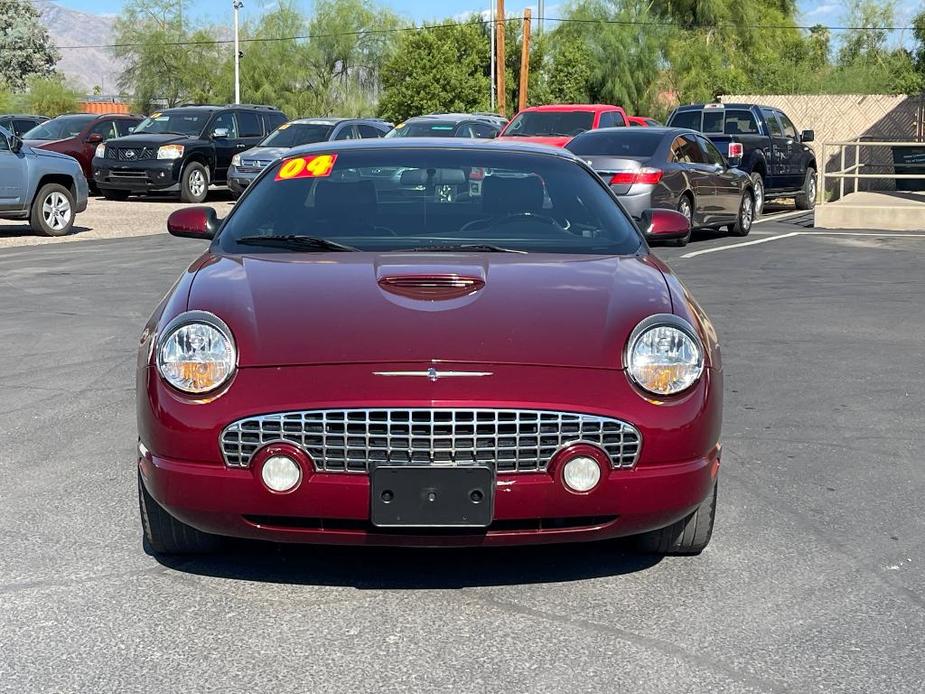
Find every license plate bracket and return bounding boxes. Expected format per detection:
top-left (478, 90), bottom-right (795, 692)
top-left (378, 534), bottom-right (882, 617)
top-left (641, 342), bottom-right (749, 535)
top-left (370, 465), bottom-right (494, 528)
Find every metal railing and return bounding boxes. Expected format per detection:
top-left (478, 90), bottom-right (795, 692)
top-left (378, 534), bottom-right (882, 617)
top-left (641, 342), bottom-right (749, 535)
top-left (819, 139), bottom-right (925, 205)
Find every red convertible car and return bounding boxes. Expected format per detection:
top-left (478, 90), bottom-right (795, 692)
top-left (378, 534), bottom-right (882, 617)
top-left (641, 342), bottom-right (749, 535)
top-left (137, 139), bottom-right (722, 555)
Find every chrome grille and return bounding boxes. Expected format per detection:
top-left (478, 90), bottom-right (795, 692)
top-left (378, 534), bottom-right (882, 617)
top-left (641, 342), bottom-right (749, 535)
top-left (108, 146), bottom-right (156, 161)
top-left (220, 408), bottom-right (641, 472)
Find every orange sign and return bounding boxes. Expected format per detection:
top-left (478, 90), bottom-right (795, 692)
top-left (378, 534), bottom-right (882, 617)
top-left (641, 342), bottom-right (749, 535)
top-left (275, 154), bottom-right (338, 181)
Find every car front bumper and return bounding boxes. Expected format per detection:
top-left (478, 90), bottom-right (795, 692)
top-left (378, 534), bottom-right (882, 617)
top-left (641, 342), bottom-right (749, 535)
top-left (227, 165), bottom-right (261, 193)
top-left (138, 362), bottom-right (722, 547)
top-left (92, 157), bottom-right (183, 192)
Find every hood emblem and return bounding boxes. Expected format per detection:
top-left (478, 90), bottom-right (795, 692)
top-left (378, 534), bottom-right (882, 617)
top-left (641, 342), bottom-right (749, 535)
top-left (374, 367), bottom-right (493, 382)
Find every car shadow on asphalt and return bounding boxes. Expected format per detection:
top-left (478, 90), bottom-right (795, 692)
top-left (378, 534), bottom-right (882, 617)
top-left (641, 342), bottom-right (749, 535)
top-left (154, 539), bottom-right (662, 588)
top-left (0, 224), bottom-right (92, 239)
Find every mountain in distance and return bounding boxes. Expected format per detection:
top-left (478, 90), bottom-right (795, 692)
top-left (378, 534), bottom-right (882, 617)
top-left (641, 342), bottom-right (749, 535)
top-left (34, 0), bottom-right (123, 95)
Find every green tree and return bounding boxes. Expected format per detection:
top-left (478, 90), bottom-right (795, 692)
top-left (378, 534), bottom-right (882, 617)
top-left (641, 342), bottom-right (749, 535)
top-left (113, 0), bottom-right (226, 111)
top-left (379, 21), bottom-right (490, 123)
top-left (542, 33), bottom-right (594, 103)
top-left (0, 0), bottom-right (60, 92)
top-left (23, 75), bottom-right (81, 116)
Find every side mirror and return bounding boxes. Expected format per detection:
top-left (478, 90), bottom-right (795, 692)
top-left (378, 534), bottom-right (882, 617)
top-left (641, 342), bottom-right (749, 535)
top-left (86, 133), bottom-right (104, 144)
top-left (212, 128), bottom-right (229, 139)
top-left (801, 130), bottom-right (814, 143)
top-left (9, 134), bottom-right (23, 154)
top-left (167, 206), bottom-right (219, 240)
top-left (640, 208), bottom-right (690, 245)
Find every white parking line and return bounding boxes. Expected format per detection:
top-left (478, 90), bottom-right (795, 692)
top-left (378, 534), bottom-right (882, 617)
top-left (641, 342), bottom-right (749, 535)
top-left (753, 210), bottom-right (810, 225)
top-left (680, 232), bottom-right (802, 258)
top-left (680, 230), bottom-right (925, 259)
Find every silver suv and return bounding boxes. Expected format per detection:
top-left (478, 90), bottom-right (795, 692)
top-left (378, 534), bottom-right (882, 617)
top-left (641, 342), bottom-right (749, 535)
top-left (0, 124), bottom-right (89, 236)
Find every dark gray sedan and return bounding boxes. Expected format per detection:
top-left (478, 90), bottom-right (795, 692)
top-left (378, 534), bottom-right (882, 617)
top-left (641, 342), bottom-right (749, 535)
top-left (566, 127), bottom-right (755, 244)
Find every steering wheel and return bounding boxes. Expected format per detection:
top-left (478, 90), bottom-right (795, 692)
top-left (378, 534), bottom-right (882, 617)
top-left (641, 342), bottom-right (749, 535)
top-left (460, 211), bottom-right (565, 234)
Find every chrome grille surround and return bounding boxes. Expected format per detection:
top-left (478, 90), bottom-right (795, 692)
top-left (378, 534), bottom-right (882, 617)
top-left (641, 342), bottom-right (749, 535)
top-left (220, 408), bottom-right (641, 473)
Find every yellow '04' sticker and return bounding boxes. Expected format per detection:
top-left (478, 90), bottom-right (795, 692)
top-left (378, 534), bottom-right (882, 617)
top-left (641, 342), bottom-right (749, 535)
top-left (274, 154), bottom-right (338, 181)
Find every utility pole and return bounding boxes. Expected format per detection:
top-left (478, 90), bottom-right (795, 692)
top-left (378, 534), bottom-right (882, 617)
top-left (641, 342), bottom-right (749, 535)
top-left (496, 0), bottom-right (506, 118)
top-left (233, 0), bottom-right (244, 104)
top-left (489, 0), bottom-right (495, 111)
top-left (537, 0), bottom-right (543, 36)
top-left (518, 8), bottom-right (531, 113)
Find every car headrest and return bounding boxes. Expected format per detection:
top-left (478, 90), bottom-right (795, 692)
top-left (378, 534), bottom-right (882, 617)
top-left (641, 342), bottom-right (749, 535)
top-left (482, 175), bottom-right (545, 215)
top-left (399, 168), bottom-right (467, 187)
top-left (315, 180), bottom-right (377, 216)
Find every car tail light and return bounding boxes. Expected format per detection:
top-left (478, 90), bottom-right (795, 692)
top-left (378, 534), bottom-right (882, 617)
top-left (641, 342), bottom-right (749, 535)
top-left (609, 168), bottom-right (663, 186)
top-left (728, 142), bottom-right (744, 158)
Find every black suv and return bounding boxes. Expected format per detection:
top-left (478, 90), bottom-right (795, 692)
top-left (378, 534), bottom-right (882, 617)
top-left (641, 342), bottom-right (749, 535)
top-left (91, 104), bottom-right (288, 202)
top-left (0, 114), bottom-right (48, 137)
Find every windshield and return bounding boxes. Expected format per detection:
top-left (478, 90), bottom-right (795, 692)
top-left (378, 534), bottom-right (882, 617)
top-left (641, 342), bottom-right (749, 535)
top-left (134, 111), bottom-right (208, 136)
top-left (23, 115), bottom-right (95, 140)
top-left (504, 111), bottom-right (595, 137)
top-left (261, 123), bottom-right (335, 147)
top-left (386, 121), bottom-right (459, 138)
top-left (217, 148), bottom-right (641, 255)
top-left (567, 131), bottom-right (665, 157)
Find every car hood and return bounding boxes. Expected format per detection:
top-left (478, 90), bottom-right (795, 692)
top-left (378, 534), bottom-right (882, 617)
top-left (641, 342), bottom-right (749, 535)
top-left (25, 144), bottom-right (79, 162)
top-left (496, 135), bottom-right (573, 148)
top-left (238, 146), bottom-right (291, 162)
top-left (108, 133), bottom-right (194, 146)
top-left (186, 252), bottom-right (670, 369)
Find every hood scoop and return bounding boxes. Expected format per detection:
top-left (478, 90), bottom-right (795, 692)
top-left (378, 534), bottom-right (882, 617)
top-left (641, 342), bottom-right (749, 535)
top-left (378, 274), bottom-right (485, 300)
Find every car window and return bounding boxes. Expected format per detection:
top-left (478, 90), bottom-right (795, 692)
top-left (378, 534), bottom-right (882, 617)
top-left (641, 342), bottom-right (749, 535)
top-left (333, 125), bottom-right (358, 140)
top-left (504, 110), bottom-right (594, 137)
top-left (218, 148), bottom-right (642, 256)
top-left (12, 120), bottom-right (33, 136)
top-left (566, 130), bottom-right (664, 157)
top-left (762, 110), bottom-right (783, 137)
top-left (357, 124), bottom-right (384, 138)
top-left (668, 110), bottom-right (701, 131)
top-left (22, 114), bottom-right (96, 140)
top-left (777, 112), bottom-right (797, 139)
top-left (455, 124), bottom-right (477, 138)
top-left (211, 112), bottom-right (238, 139)
top-left (599, 111), bottom-right (625, 128)
top-left (724, 109), bottom-right (759, 135)
top-left (236, 111), bottom-right (262, 138)
top-left (470, 123), bottom-right (498, 139)
top-left (0, 129), bottom-right (9, 151)
top-left (90, 120), bottom-right (118, 140)
top-left (115, 119), bottom-right (139, 136)
top-left (670, 136), bottom-right (705, 164)
top-left (261, 112), bottom-right (287, 134)
top-left (697, 136), bottom-right (726, 166)
top-left (701, 109), bottom-right (725, 134)
top-left (386, 121), bottom-right (459, 138)
top-left (135, 110), bottom-right (209, 136)
top-left (261, 122), bottom-right (335, 147)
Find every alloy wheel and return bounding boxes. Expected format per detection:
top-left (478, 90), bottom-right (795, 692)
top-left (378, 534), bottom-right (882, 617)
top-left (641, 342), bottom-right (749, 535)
top-left (189, 170), bottom-right (206, 198)
top-left (42, 192), bottom-right (72, 232)
top-left (741, 194), bottom-right (754, 231)
top-left (678, 198), bottom-right (692, 221)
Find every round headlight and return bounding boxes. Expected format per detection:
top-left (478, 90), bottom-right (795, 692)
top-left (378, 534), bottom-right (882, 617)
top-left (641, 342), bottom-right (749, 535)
top-left (562, 456), bottom-right (602, 492)
top-left (157, 313), bottom-right (236, 394)
top-left (627, 316), bottom-right (704, 396)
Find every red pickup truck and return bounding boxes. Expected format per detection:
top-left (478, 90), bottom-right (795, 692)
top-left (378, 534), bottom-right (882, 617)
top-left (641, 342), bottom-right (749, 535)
top-left (496, 104), bottom-right (629, 147)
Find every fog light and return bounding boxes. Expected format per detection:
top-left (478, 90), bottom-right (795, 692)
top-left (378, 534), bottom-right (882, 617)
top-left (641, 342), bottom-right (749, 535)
top-left (261, 455), bottom-right (302, 492)
top-left (562, 456), bottom-right (601, 493)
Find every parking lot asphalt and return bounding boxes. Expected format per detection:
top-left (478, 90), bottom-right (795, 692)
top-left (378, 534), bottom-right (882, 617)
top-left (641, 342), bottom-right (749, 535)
top-left (1, 220), bottom-right (923, 693)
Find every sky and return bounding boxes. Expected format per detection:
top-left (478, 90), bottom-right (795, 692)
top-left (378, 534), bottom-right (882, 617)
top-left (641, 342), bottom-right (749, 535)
top-left (45, 0), bottom-right (925, 44)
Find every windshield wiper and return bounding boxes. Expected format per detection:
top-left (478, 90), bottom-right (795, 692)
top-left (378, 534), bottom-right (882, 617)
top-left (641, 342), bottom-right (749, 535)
top-left (235, 235), bottom-right (359, 252)
top-left (405, 243), bottom-right (527, 254)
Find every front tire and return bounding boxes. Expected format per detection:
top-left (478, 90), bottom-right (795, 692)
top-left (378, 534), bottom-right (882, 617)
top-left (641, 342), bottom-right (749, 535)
top-left (727, 190), bottom-right (754, 237)
top-left (635, 481), bottom-right (717, 555)
top-left (138, 471), bottom-right (220, 555)
top-left (180, 161), bottom-right (209, 203)
top-left (749, 172), bottom-right (765, 216)
top-left (30, 183), bottom-right (75, 237)
top-left (795, 167), bottom-right (817, 210)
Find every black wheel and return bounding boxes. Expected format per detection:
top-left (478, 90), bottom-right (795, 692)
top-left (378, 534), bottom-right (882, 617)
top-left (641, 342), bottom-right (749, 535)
top-left (100, 188), bottom-right (130, 201)
top-left (635, 481), bottom-right (717, 555)
top-left (138, 471), bottom-right (220, 555)
top-left (727, 189), bottom-right (755, 237)
top-left (795, 167), bottom-right (816, 210)
top-left (749, 172), bottom-right (765, 216)
top-left (29, 183), bottom-right (75, 237)
top-left (180, 161), bottom-right (209, 203)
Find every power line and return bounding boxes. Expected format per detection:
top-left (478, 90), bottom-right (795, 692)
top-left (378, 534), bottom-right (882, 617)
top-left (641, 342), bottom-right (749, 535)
top-left (2, 15), bottom-right (919, 53)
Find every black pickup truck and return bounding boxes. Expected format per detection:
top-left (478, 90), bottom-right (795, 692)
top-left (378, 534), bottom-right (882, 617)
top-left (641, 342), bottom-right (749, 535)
top-left (666, 103), bottom-right (817, 214)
